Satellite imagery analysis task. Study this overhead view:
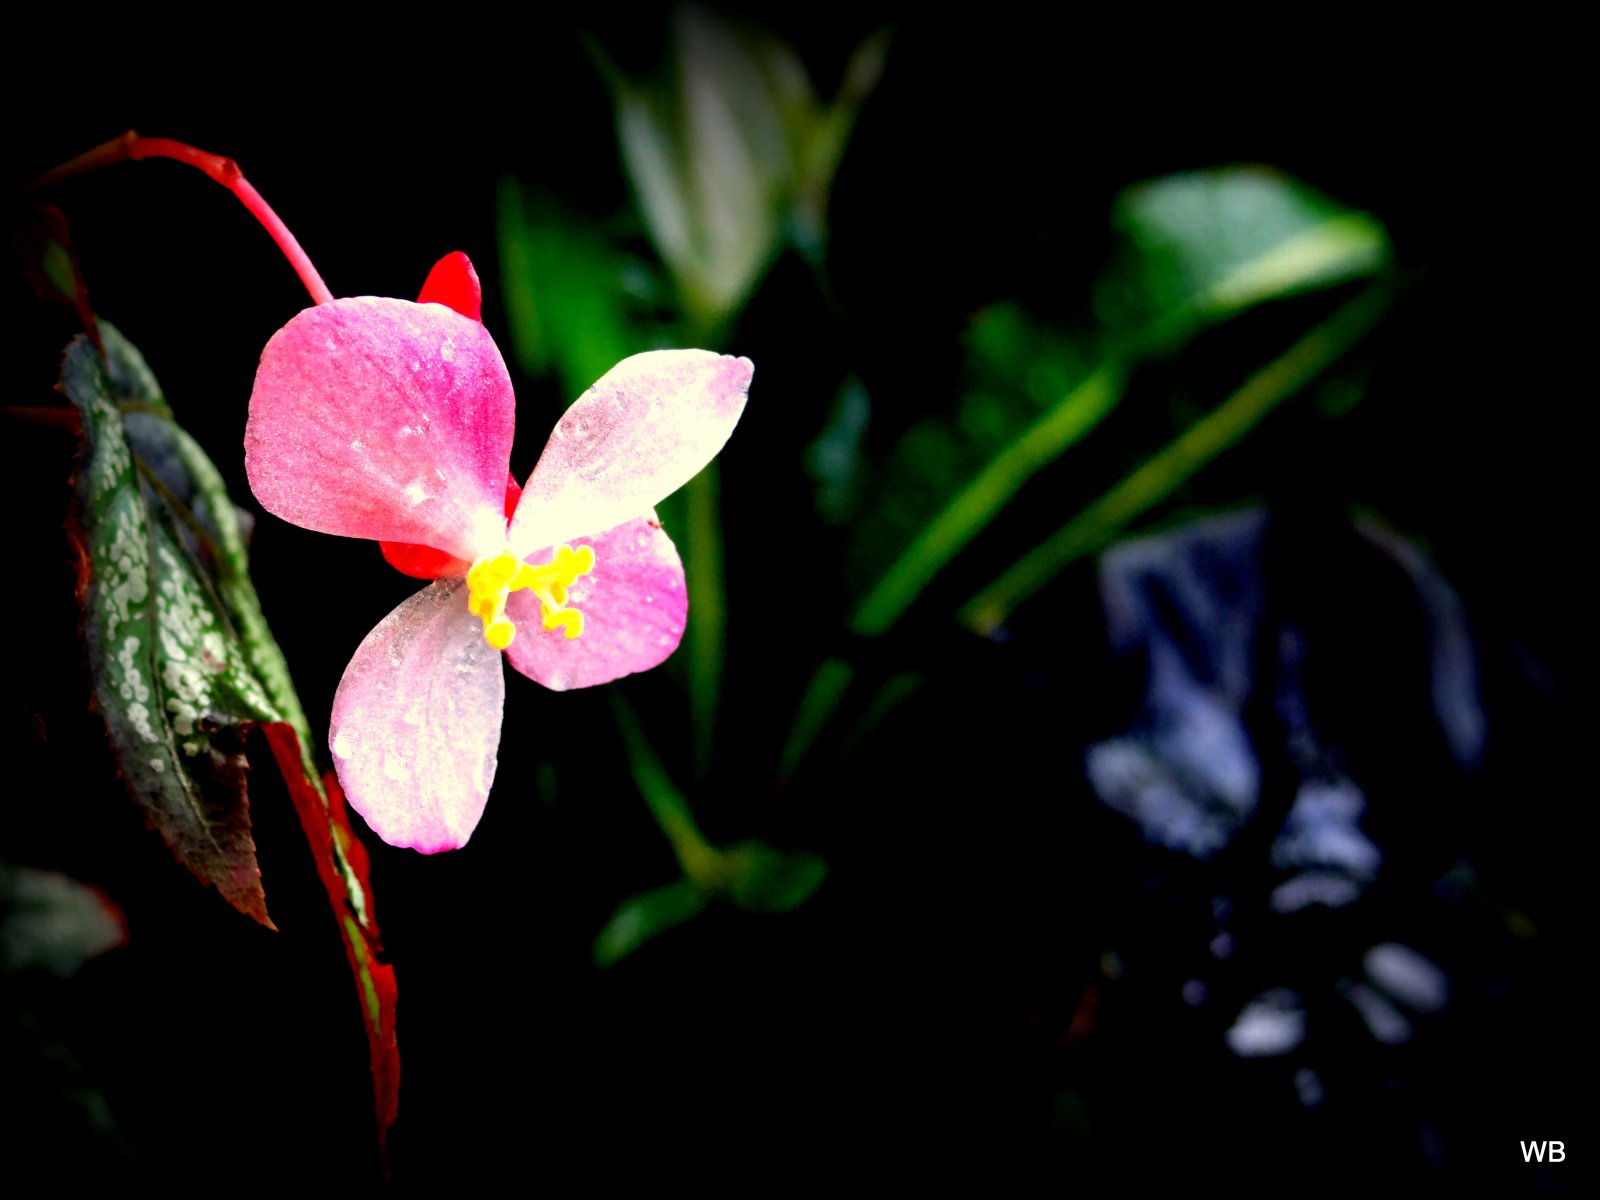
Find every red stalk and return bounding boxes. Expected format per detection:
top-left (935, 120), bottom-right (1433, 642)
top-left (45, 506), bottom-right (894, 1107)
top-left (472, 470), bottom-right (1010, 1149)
top-left (27, 131), bottom-right (334, 307)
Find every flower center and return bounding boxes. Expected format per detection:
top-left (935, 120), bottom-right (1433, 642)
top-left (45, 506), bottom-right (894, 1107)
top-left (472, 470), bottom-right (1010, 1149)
top-left (466, 545), bottom-right (596, 650)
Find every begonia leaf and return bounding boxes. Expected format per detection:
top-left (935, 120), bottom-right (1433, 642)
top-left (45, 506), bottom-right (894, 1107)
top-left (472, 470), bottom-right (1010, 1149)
top-left (62, 322), bottom-right (401, 1153)
top-left (64, 324), bottom-right (282, 926)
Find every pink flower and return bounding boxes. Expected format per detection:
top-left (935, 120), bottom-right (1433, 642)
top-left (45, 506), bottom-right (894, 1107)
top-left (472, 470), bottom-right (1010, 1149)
top-left (245, 253), bottom-right (751, 852)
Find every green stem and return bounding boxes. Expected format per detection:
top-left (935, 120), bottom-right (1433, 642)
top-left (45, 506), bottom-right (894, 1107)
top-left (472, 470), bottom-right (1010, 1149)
top-left (612, 694), bottom-right (720, 884)
top-left (850, 361), bottom-right (1126, 637)
top-left (960, 280), bottom-right (1395, 633)
top-left (685, 462), bottom-right (725, 780)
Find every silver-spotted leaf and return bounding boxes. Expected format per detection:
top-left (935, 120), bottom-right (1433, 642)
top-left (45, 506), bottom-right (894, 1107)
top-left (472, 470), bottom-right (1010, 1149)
top-left (64, 323), bottom-right (282, 927)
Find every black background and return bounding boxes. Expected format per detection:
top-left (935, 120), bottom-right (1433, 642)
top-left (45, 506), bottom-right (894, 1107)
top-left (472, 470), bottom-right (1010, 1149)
top-left (4, 9), bottom-right (1584, 1192)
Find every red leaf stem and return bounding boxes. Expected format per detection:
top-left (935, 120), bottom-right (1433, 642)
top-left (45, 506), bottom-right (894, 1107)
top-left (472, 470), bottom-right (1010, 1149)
top-left (260, 722), bottom-right (400, 1163)
top-left (27, 131), bottom-right (334, 308)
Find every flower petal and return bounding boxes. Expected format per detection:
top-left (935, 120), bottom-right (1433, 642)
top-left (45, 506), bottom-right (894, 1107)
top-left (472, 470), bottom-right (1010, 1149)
top-left (508, 350), bottom-right (752, 555)
top-left (416, 251), bottom-right (483, 322)
top-left (378, 541), bottom-right (471, 580)
top-left (247, 297), bottom-right (516, 561)
top-left (379, 473), bottom-right (523, 580)
top-left (329, 580), bottom-right (504, 852)
top-left (503, 515), bottom-right (687, 691)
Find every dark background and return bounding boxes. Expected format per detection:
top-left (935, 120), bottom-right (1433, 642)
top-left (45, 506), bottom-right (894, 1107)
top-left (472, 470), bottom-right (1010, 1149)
top-left (5, 10), bottom-right (1584, 1191)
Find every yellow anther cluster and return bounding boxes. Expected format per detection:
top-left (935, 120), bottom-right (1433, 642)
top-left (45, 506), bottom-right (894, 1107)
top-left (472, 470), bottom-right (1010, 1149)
top-left (465, 544), bottom-right (597, 650)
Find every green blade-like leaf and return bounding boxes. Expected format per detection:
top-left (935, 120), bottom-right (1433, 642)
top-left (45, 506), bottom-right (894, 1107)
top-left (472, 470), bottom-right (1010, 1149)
top-left (850, 356), bottom-right (1124, 637)
top-left (594, 5), bottom-right (882, 331)
top-left (775, 170), bottom-right (1395, 779)
top-left (846, 169), bottom-right (1391, 641)
top-left (608, 12), bottom-right (780, 331)
top-left (726, 843), bottom-right (828, 913)
top-left (496, 181), bottom-right (660, 403)
top-left (611, 692), bottom-right (718, 878)
top-left (842, 303), bottom-right (1117, 635)
top-left (594, 879), bottom-right (708, 967)
top-left (64, 325), bottom-right (281, 927)
top-left (961, 281), bottom-right (1397, 632)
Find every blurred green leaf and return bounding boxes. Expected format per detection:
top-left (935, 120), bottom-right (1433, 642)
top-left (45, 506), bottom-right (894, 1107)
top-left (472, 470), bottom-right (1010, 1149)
top-left (496, 180), bottom-right (660, 402)
top-left (684, 465), bottom-right (726, 780)
top-left (850, 348), bottom-right (1122, 637)
top-left (806, 377), bottom-right (872, 525)
top-left (0, 862), bottom-right (125, 978)
top-left (1100, 166), bottom-right (1391, 345)
top-left (592, 844), bottom-right (826, 966)
top-left (594, 879), bottom-right (708, 967)
top-left (846, 169), bottom-right (1392, 641)
top-left (962, 281), bottom-right (1397, 632)
top-left (777, 655), bottom-right (855, 781)
top-left (725, 843), bottom-right (828, 913)
top-left (612, 692), bottom-right (718, 878)
top-left (592, 4), bottom-right (887, 332)
top-left (606, 695), bottom-right (825, 962)
top-left (64, 325), bottom-right (284, 927)
top-left (775, 169), bottom-right (1394, 780)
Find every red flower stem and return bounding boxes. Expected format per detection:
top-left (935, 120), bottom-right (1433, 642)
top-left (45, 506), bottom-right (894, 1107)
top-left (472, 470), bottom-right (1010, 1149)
top-left (27, 131), bottom-right (334, 307)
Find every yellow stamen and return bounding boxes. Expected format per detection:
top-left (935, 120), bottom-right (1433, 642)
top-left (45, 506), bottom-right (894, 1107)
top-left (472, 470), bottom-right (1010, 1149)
top-left (465, 544), bottom-right (596, 649)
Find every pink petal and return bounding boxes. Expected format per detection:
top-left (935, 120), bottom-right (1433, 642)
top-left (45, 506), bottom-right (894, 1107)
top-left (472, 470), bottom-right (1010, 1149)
top-left (330, 580), bottom-right (504, 852)
top-left (379, 473), bottom-right (523, 580)
top-left (508, 350), bottom-right (752, 556)
top-left (247, 297), bottom-right (516, 562)
top-left (503, 515), bottom-right (687, 692)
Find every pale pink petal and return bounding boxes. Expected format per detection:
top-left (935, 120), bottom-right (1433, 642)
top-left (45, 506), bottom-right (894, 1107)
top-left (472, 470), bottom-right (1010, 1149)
top-left (330, 580), bottom-right (504, 852)
top-left (503, 515), bottom-right (687, 691)
top-left (247, 297), bottom-right (516, 562)
top-left (508, 350), bottom-right (752, 556)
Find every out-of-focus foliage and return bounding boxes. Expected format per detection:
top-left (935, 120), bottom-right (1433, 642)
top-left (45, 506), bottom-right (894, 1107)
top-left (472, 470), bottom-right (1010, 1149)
top-left (502, 11), bottom-right (1403, 966)
top-left (497, 185), bottom-right (661, 403)
top-left (1099, 168), bottom-right (1391, 341)
top-left (848, 168), bottom-right (1393, 640)
top-left (0, 862), bottom-right (125, 977)
top-left (589, 3), bottom-right (888, 333)
top-left (595, 695), bottom-right (825, 964)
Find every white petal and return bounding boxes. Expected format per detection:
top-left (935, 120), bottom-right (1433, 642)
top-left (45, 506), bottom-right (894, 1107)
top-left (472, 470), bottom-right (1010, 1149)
top-left (329, 580), bottom-right (504, 852)
top-left (508, 350), bottom-right (751, 555)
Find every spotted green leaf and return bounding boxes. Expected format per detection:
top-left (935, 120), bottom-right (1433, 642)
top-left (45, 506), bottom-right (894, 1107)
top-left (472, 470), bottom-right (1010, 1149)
top-left (64, 323), bottom-right (282, 927)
